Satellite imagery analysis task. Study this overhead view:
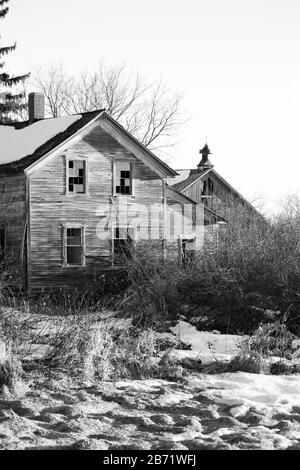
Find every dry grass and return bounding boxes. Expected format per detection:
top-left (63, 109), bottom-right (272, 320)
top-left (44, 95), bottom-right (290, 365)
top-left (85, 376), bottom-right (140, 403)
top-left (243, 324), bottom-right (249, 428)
top-left (226, 352), bottom-right (264, 374)
top-left (83, 325), bottom-right (160, 381)
top-left (0, 291), bottom-right (179, 383)
top-left (0, 348), bottom-right (23, 392)
top-left (41, 315), bottom-right (165, 381)
top-left (209, 322), bottom-right (298, 375)
top-left (239, 322), bottom-right (295, 359)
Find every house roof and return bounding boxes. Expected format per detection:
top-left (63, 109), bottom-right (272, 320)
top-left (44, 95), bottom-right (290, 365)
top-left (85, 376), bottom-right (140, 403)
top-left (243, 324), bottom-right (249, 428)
top-left (0, 111), bottom-right (177, 178)
top-left (171, 168), bottom-right (211, 192)
top-left (0, 111), bottom-right (102, 174)
top-left (99, 113), bottom-right (177, 178)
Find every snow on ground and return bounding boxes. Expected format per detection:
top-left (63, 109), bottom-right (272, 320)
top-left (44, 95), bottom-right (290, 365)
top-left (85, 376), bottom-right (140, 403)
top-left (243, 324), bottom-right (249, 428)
top-left (1, 371), bottom-right (300, 450)
top-left (170, 320), bottom-right (243, 363)
top-left (1, 318), bottom-right (300, 449)
top-left (0, 115), bottom-right (81, 165)
top-left (19, 318), bottom-right (241, 364)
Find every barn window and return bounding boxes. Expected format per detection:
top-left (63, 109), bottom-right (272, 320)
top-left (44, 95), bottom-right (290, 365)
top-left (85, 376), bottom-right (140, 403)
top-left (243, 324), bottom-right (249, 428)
top-left (202, 178), bottom-right (214, 196)
top-left (63, 226), bottom-right (85, 266)
top-left (68, 160), bottom-right (86, 193)
top-left (112, 226), bottom-right (134, 264)
top-left (114, 161), bottom-right (133, 195)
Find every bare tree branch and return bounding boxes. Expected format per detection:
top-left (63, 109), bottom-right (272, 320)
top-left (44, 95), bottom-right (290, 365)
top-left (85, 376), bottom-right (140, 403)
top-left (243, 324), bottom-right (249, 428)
top-left (31, 62), bottom-right (186, 151)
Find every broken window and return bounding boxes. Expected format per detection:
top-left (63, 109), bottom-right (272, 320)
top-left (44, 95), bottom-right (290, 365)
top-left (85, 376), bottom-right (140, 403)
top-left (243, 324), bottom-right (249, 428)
top-left (65, 227), bottom-right (84, 266)
top-left (115, 161), bottom-right (132, 195)
top-left (113, 226), bottom-right (134, 264)
top-left (68, 160), bottom-right (86, 193)
top-left (181, 238), bottom-right (196, 266)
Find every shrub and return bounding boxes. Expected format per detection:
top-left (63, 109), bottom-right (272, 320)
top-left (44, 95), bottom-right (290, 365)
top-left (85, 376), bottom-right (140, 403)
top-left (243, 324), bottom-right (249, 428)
top-left (29, 282), bottom-right (126, 317)
top-left (43, 315), bottom-right (162, 381)
top-left (0, 307), bottom-right (36, 350)
top-left (121, 241), bottom-right (181, 326)
top-left (43, 314), bottom-right (99, 369)
top-left (176, 269), bottom-right (268, 334)
top-left (201, 352), bottom-right (264, 374)
top-left (226, 352), bottom-right (263, 374)
top-left (169, 202), bottom-right (300, 335)
top-left (219, 321), bottom-right (298, 376)
top-left (240, 322), bottom-right (295, 359)
top-left (89, 327), bottom-right (159, 381)
top-left (269, 361), bottom-right (300, 375)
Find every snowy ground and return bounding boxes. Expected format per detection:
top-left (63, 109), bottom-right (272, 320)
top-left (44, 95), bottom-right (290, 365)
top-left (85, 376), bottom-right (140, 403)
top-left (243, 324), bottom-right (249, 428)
top-left (1, 371), bottom-right (300, 450)
top-left (170, 321), bottom-right (243, 363)
top-left (1, 319), bottom-right (300, 450)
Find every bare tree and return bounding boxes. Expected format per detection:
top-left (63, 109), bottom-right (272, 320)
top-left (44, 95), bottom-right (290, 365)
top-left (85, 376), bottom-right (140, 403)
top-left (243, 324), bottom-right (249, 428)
top-left (32, 62), bottom-right (185, 151)
top-left (280, 193), bottom-right (300, 220)
top-left (33, 65), bottom-right (72, 118)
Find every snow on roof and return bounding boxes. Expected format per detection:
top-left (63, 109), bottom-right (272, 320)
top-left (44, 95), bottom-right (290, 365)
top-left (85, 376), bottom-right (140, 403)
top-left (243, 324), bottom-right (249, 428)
top-left (0, 115), bottom-right (82, 165)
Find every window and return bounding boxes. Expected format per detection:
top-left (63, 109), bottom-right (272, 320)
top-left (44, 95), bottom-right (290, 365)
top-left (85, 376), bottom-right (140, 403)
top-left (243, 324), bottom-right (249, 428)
top-left (202, 178), bottom-right (214, 196)
top-left (68, 160), bottom-right (86, 193)
top-left (63, 226), bottom-right (85, 266)
top-left (181, 238), bottom-right (196, 266)
top-left (114, 161), bottom-right (133, 195)
top-left (113, 226), bottom-right (134, 264)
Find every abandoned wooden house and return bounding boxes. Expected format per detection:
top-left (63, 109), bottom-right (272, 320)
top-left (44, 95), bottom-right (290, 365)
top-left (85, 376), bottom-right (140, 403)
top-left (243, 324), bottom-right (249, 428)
top-left (0, 93), bottom-right (224, 294)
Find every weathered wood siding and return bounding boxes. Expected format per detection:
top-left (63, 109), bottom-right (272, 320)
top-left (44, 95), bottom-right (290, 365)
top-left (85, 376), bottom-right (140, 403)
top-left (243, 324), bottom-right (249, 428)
top-left (182, 172), bottom-right (243, 219)
top-left (29, 123), bottom-right (164, 292)
top-left (183, 172), bottom-right (232, 206)
top-left (0, 174), bottom-right (26, 287)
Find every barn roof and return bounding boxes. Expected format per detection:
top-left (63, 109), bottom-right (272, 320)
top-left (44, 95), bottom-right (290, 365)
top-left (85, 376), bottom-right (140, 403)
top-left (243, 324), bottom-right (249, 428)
top-left (170, 166), bottom-right (261, 217)
top-left (166, 185), bottom-right (226, 223)
top-left (171, 168), bottom-right (211, 192)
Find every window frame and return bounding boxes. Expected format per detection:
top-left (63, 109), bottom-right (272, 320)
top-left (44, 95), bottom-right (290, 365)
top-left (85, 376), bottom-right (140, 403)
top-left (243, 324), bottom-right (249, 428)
top-left (111, 224), bottom-right (135, 266)
top-left (112, 159), bottom-right (135, 198)
top-left (201, 177), bottom-right (214, 197)
top-left (62, 224), bottom-right (86, 267)
top-left (65, 155), bottom-right (88, 196)
top-left (181, 237), bottom-right (196, 266)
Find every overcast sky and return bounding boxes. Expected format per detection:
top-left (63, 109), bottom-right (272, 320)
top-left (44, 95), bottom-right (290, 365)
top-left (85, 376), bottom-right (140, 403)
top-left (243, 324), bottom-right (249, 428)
top-left (2, 0), bottom-right (300, 215)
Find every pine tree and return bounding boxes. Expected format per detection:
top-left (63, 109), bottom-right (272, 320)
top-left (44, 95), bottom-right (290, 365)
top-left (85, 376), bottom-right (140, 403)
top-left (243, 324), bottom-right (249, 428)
top-left (0, 0), bottom-right (29, 122)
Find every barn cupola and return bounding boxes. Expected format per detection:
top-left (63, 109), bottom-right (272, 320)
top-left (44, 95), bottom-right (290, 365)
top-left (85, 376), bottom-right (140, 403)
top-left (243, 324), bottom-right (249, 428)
top-left (197, 143), bottom-right (214, 171)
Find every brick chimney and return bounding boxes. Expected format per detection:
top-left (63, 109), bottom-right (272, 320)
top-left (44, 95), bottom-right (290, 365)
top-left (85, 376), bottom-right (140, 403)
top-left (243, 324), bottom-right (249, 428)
top-left (28, 92), bottom-right (45, 123)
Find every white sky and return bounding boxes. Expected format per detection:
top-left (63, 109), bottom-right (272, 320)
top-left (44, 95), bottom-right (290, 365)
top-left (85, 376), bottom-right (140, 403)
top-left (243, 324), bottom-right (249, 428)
top-left (2, 0), bottom-right (300, 215)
